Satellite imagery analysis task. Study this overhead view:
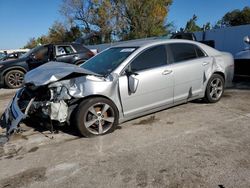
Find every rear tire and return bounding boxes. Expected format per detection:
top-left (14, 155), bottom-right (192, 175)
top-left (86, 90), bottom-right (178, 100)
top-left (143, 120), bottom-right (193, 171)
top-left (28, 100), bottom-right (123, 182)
top-left (4, 70), bottom-right (25, 89)
top-left (204, 74), bottom-right (225, 103)
top-left (74, 97), bottom-right (119, 137)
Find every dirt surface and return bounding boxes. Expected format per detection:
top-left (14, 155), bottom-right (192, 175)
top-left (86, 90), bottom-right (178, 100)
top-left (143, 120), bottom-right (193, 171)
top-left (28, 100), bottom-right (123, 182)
top-left (0, 81), bottom-right (250, 188)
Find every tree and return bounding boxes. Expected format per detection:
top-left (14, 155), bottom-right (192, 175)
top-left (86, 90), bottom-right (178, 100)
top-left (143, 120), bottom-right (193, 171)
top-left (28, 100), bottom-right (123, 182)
top-left (24, 38), bottom-right (38, 49)
top-left (222, 6), bottom-right (250, 26)
top-left (47, 21), bottom-right (67, 43)
top-left (115, 0), bottom-right (172, 39)
top-left (184, 14), bottom-right (202, 32)
top-left (60, 0), bottom-right (173, 42)
top-left (203, 22), bottom-right (211, 31)
top-left (60, 0), bottom-right (117, 42)
top-left (23, 21), bottom-right (82, 48)
top-left (60, 0), bottom-right (92, 32)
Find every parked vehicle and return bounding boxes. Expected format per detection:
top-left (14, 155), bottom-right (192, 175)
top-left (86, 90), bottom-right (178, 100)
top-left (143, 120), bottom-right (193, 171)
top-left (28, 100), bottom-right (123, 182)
top-left (0, 51), bottom-right (26, 61)
top-left (0, 39), bottom-right (234, 136)
top-left (0, 52), bottom-right (6, 60)
top-left (85, 32), bottom-right (215, 53)
top-left (0, 43), bottom-right (94, 88)
top-left (234, 36), bottom-right (250, 77)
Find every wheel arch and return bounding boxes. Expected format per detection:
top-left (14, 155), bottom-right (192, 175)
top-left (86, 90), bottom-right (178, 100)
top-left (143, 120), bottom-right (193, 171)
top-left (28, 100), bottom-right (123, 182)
top-left (213, 71), bottom-right (225, 83)
top-left (3, 66), bottom-right (27, 76)
top-left (69, 94), bottom-right (120, 120)
top-left (2, 66), bottom-right (27, 85)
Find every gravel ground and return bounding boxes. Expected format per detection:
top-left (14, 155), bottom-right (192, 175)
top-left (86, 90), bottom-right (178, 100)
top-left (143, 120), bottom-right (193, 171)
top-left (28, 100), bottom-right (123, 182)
top-left (0, 81), bottom-right (249, 188)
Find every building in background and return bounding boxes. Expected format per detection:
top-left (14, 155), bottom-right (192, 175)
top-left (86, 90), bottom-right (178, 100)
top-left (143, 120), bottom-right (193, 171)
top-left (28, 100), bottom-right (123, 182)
top-left (194, 24), bottom-right (250, 57)
top-left (0, 49), bottom-right (29, 54)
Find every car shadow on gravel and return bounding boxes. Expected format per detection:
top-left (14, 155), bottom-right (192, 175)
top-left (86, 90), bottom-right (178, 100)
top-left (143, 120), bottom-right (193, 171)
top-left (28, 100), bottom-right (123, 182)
top-left (192, 77), bottom-right (250, 104)
top-left (23, 118), bottom-right (82, 137)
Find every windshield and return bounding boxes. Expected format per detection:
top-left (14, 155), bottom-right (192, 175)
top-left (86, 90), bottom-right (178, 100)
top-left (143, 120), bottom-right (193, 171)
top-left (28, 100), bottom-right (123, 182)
top-left (81, 47), bottom-right (137, 75)
top-left (21, 46), bottom-right (43, 58)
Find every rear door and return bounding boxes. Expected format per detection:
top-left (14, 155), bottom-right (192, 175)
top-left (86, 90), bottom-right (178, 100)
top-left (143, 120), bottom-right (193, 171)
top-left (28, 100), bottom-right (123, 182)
top-left (119, 45), bottom-right (174, 117)
top-left (167, 43), bottom-right (208, 102)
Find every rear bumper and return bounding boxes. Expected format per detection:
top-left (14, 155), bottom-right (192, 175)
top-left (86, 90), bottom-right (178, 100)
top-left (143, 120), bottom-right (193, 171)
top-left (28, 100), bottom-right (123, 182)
top-left (225, 67), bottom-right (234, 88)
top-left (0, 73), bottom-right (4, 87)
top-left (0, 89), bottom-right (27, 134)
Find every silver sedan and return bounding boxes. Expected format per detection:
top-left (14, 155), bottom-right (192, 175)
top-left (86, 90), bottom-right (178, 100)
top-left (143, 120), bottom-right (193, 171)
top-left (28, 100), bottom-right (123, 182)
top-left (0, 39), bottom-right (234, 137)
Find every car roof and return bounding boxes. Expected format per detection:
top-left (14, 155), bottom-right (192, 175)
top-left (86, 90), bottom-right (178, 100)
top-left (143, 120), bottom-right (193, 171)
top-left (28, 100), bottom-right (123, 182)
top-left (113, 39), bottom-right (199, 48)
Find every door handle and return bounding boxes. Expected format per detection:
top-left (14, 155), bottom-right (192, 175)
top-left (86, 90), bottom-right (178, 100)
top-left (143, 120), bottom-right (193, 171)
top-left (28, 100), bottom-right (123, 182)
top-left (162, 70), bottom-right (173, 75)
top-left (202, 61), bottom-right (210, 66)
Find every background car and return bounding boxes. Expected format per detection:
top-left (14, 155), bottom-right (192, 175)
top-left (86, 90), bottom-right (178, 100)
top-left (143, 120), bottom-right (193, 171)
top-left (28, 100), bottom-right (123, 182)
top-left (0, 51), bottom-right (26, 61)
top-left (0, 52), bottom-right (6, 60)
top-left (0, 43), bottom-right (94, 88)
top-left (0, 39), bottom-right (234, 136)
top-left (234, 36), bottom-right (250, 77)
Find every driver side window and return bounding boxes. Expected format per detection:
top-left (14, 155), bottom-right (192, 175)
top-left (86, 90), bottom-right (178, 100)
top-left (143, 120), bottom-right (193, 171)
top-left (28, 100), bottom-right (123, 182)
top-left (130, 45), bottom-right (167, 72)
top-left (34, 46), bottom-right (49, 61)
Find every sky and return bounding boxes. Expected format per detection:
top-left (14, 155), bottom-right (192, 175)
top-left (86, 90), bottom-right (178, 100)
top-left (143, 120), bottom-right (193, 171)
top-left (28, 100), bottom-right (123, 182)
top-left (0, 0), bottom-right (250, 50)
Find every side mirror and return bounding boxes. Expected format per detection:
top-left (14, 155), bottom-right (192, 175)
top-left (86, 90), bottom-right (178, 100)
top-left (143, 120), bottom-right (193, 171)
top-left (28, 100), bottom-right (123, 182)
top-left (128, 75), bottom-right (139, 94)
top-left (244, 36), bottom-right (250, 44)
top-left (125, 65), bottom-right (139, 94)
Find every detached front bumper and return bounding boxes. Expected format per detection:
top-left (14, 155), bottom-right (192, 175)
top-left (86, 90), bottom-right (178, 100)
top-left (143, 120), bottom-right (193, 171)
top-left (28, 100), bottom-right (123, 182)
top-left (0, 87), bottom-right (70, 135)
top-left (0, 89), bottom-right (32, 135)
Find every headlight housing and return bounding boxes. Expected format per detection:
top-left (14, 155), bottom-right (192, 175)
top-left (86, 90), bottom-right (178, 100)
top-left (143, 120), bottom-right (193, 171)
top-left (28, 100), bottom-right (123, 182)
top-left (50, 86), bottom-right (71, 101)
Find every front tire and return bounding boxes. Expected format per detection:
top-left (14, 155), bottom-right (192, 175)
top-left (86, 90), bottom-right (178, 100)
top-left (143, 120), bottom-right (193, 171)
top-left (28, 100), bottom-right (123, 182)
top-left (4, 70), bottom-right (25, 89)
top-left (74, 97), bottom-right (119, 137)
top-left (205, 74), bottom-right (225, 103)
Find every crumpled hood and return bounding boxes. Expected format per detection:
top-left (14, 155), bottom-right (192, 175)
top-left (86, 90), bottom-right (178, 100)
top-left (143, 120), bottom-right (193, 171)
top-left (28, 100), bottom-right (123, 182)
top-left (24, 61), bottom-right (100, 86)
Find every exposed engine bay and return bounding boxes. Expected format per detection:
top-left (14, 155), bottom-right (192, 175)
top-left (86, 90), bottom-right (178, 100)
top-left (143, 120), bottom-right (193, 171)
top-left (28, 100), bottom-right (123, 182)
top-left (0, 62), bottom-right (121, 135)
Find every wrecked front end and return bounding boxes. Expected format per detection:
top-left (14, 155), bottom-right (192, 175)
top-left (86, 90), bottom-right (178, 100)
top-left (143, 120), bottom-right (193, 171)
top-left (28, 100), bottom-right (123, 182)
top-left (0, 62), bottom-right (121, 135)
top-left (0, 85), bottom-right (71, 135)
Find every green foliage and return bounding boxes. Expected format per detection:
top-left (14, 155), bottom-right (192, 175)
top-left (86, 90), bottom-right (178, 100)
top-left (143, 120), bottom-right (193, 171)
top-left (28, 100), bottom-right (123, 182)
top-left (60, 0), bottom-right (172, 42)
top-left (222, 6), bottom-right (250, 26)
top-left (203, 22), bottom-right (211, 30)
top-left (184, 14), bottom-right (202, 32)
top-left (25, 0), bottom-right (173, 46)
top-left (24, 21), bottom-right (82, 48)
top-left (24, 38), bottom-right (38, 49)
top-left (117, 0), bottom-right (173, 40)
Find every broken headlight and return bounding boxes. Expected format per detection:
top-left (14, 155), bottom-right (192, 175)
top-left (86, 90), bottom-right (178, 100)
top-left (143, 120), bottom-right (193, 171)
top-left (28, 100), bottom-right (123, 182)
top-left (50, 86), bottom-right (71, 101)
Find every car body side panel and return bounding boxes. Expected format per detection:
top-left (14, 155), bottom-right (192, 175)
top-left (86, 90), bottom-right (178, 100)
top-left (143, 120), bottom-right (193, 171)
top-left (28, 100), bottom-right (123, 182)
top-left (169, 58), bottom-right (204, 103)
top-left (118, 66), bottom-right (174, 117)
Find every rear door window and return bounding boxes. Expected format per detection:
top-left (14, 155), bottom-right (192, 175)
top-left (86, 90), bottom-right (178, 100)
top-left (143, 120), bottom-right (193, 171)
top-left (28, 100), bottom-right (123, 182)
top-left (168, 43), bottom-right (206, 63)
top-left (195, 46), bottom-right (207, 57)
top-left (56, 46), bottom-right (75, 56)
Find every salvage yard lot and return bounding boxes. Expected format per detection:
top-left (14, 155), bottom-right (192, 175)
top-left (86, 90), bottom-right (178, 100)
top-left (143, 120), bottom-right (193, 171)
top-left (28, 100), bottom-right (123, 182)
top-left (0, 80), bottom-right (250, 188)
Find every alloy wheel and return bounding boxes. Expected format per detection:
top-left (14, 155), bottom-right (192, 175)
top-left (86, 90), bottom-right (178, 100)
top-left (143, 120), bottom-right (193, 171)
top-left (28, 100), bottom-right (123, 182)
top-left (84, 103), bottom-right (115, 135)
top-left (209, 78), bottom-right (223, 101)
top-left (7, 71), bottom-right (24, 88)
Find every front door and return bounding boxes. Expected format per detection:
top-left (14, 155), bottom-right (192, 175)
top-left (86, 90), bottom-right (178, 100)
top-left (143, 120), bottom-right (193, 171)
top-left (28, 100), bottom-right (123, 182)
top-left (27, 45), bottom-right (50, 70)
top-left (119, 45), bottom-right (174, 117)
